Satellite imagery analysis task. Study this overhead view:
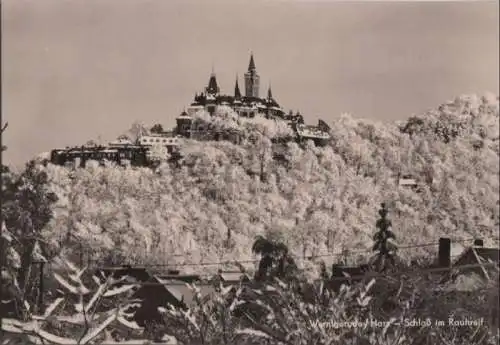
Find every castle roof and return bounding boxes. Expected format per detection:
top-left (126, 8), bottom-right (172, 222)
top-left (206, 73), bottom-right (219, 94)
top-left (248, 53), bottom-right (256, 71)
top-left (234, 76), bottom-right (242, 99)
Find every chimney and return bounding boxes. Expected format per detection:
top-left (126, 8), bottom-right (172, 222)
top-left (438, 238), bottom-right (451, 267)
top-left (473, 239), bottom-right (484, 247)
top-left (331, 264), bottom-right (343, 277)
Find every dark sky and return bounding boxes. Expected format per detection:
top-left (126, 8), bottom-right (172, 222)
top-left (2, 0), bottom-right (499, 166)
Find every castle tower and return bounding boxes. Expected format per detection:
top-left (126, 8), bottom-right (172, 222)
top-left (244, 53), bottom-right (260, 98)
top-left (234, 75), bottom-right (242, 99)
top-left (205, 67), bottom-right (219, 115)
top-left (206, 67), bottom-right (220, 95)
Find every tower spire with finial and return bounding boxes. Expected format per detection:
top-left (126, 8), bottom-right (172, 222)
top-left (244, 51), bottom-right (260, 97)
top-left (234, 74), bottom-right (241, 99)
top-left (267, 82), bottom-right (273, 100)
top-left (248, 52), bottom-right (256, 71)
top-left (206, 62), bottom-right (219, 95)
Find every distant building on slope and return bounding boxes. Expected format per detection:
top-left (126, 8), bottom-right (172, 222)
top-left (398, 174), bottom-right (418, 188)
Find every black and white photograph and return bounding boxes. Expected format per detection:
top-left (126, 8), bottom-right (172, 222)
top-left (1, 0), bottom-right (499, 344)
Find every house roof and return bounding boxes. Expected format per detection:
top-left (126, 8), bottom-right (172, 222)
top-left (218, 272), bottom-right (251, 282)
top-left (97, 267), bottom-right (152, 282)
top-left (452, 246), bottom-right (499, 280)
top-left (155, 278), bottom-right (187, 303)
top-left (157, 278), bottom-right (217, 307)
top-left (453, 246), bottom-right (499, 266)
top-left (475, 247), bottom-right (499, 263)
top-left (399, 178), bottom-right (417, 186)
top-left (155, 274), bottom-right (201, 284)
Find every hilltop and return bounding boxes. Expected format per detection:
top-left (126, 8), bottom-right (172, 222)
top-left (38, 94), bottom-right (499, 273)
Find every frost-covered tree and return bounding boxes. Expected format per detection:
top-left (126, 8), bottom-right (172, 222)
top-left (1, 257), bottom-right (157, 344)
top-left (371, 203), bottom-right (398, 272)
top-left (150, 123), bottom-right (164, 134)
top-left (251, 235), bottom-right (298, 282)
top-left (2, 160), bottom-right (58, 316)
top-left (147, 144), bottom-right (170, 165)
top-left (124, 121), bottom-right (150, 143)
top-left (117, 134), bottom-right (131, 141)
top-left (30, 93), bottom-right (499, 271)
top-left (85, 139), bottom-right (99, 147)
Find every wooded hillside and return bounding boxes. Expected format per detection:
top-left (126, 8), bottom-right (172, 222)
top-left (36, 94), bottom-right (499, 271)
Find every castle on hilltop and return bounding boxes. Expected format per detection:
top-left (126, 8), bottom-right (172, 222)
top-left (175, 53), bottom-right (311, 138)
top-left (48, 53), bottom-right (331, 169)
top-left (183, 53), bottom-right (302, 120)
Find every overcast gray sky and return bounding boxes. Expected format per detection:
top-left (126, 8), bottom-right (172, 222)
top-left (2, 0), bottom-right (499, 166)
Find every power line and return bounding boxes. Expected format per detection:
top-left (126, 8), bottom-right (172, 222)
top-left (85, 237), bottom-right (494, 268)
top-left (42, 237), bottom-right (498, 270)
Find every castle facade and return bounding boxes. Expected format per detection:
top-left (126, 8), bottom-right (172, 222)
top-left (173, 53), bottom-right (330, 143)
top-left (184, 53), bottom-right (288, 119)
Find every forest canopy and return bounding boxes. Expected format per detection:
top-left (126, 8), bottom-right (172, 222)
top-left (26, 94), bottom-right (499, 271)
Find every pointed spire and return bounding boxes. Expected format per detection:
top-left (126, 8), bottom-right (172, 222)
top-left (234, 74), bottom-right (241, 99)
top-left (207, 75), bottom-right (218, 94)
top-left (248, 52), bottom-right (256, 71)
top-left (267, 82), bottom-right (273, 100)
top-left (206, 64), bottom-right (219, 95)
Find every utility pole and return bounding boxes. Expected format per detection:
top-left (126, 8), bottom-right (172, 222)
top-left (38, 261), bottom-right (45, 314)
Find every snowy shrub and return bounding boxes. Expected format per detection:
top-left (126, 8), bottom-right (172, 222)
top-left (159, 273), bottom-right (498, 345)
top-left (0, 257), bottom-right (167, 345)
